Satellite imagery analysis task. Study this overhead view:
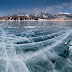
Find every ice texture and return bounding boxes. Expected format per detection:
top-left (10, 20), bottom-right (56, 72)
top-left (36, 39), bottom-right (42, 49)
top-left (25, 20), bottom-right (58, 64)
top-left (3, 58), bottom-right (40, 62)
top-left (0, 21), bottom-right (72, 72)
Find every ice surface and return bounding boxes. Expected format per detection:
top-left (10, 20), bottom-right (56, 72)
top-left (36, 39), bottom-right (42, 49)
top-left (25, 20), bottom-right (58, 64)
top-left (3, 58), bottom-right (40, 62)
top-left (0, 21), bottom-right (72, 72)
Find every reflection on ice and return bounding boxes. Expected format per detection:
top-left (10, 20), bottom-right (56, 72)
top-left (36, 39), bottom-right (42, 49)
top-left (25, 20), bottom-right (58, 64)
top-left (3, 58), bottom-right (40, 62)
top-left (0, 21), bottom-right (72, 72)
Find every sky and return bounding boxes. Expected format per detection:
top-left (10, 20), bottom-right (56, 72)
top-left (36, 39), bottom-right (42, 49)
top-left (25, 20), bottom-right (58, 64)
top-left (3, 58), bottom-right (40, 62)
top-left (0, 0), bottom-right (72, 16)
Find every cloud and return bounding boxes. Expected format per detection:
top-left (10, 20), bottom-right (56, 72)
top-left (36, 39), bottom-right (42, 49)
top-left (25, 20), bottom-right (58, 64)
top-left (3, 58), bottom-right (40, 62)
top-left (0, 2), bottom-right (72, 16)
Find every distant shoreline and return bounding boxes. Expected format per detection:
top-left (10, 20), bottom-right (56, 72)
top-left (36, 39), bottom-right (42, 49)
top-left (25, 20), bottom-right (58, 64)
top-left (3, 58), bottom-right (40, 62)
top-left (1, 12), bottom-right (72, 21)
top-left (0, 15), bottom-right (72, 21)
top-left (0, 20), bottom-right (72, 21)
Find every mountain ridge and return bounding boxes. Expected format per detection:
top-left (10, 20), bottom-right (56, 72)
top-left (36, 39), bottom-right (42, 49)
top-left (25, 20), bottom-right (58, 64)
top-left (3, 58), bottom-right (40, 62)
top-left (0, 12), bottom-right (72, 20)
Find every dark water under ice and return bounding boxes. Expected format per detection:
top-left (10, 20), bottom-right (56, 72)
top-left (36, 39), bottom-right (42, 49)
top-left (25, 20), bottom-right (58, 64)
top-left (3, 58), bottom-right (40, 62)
top-left (0, 21), bottom-right (72, 72)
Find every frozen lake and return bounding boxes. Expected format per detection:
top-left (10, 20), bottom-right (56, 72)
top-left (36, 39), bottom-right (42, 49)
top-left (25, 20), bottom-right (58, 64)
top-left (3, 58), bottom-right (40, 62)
top-left (0, 21), bottom-right (72, 72)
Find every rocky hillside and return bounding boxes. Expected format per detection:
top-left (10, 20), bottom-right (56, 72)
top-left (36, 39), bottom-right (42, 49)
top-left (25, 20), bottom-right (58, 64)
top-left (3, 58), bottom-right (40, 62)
top-left (0, 12), bottom-right (72, 20)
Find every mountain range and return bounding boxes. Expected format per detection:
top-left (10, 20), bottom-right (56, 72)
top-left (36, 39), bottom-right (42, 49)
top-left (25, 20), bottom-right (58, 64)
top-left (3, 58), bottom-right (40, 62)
top-left (0, 12), bottom-right (72, 20)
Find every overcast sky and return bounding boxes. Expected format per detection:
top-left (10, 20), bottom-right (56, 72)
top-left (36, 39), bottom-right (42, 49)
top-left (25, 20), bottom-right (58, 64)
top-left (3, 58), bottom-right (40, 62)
top-left (0, 0), bottom-right (72, 16)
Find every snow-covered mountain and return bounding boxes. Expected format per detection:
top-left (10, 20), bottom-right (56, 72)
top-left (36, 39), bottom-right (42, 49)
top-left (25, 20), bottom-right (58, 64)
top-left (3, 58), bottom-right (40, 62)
top-left (1, 12), bottom-right (72, 20)
top-left (12, 12), bottom-right (72, 19)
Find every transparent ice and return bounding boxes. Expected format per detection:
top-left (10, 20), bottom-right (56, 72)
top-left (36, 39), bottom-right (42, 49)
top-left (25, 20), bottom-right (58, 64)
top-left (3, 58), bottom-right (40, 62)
top-left (0, 21), bottom-right (72, 72)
